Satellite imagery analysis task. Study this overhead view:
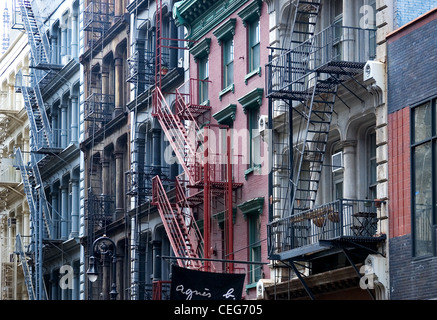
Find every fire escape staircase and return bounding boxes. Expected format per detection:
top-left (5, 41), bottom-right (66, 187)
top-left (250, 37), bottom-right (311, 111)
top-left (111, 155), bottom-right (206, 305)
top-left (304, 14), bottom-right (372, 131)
top-left (14, 148), bottom-right (55, 241)
top-left (15, 234), bottom-right (36, 300)
top-left (152, 0), bottom-right (241, 272)
top-left (16, 0), bottom-right (63, 154)
top-left (152, 174), bottom-right (204, 270)
top-left (266, 0), bottom-right (380, 300)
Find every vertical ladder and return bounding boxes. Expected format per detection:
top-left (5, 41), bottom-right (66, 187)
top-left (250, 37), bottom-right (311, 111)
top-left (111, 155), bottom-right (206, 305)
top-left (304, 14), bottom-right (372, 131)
top-left (15, 234), bottom-right (35, 300)
top-left (14, 148), bottom-right (53, 239)
top-left (289, 0), bottom-right (321, 49)
top-left (291, 75), bottom-right (338, 213)
top-left (17, 0), bottom-right (51, 68)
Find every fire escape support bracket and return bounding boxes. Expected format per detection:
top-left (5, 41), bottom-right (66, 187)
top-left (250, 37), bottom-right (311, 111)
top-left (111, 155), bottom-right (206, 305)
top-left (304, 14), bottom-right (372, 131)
top-left (342, 248), bottom-right (375, 300)
top-left (289, 260), bottom-right (315, 300)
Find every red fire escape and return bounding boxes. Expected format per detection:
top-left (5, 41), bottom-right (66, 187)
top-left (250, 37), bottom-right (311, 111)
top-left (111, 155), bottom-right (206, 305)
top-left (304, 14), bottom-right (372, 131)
top-left (151, 0), bottom-right (242, 276)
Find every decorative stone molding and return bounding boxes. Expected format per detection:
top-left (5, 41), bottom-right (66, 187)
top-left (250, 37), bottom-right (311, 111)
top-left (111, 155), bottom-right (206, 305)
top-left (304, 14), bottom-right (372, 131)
top-left (238, 87), bottom-right (263, 113)
top-left (212, 104), bottom-right (237, 126)
top-left (213, 18), bottom-right (236, 46)
top-left (238, 197), bottom-right (264, 219)
top-left (237, 0), bottom-right (262, 27)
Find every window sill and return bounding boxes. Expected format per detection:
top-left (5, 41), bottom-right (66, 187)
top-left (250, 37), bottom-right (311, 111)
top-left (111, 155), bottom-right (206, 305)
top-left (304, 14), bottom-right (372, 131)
top-left (244, 164), bottom-right (261, 180)
top-left (244, 66), bottom-right (262, 84)
top-left (219, 83), bottom-right (234, 101)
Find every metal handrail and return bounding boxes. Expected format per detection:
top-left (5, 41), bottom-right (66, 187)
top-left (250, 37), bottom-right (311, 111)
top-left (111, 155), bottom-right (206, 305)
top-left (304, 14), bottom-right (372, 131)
top-left (268, 198), bottom-right (382, 256)
top-left (266, 24), bottom-right (376, 96)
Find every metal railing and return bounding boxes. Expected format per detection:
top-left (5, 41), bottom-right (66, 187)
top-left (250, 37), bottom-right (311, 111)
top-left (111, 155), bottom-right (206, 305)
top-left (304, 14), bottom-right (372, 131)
top-left (83, 1), bottom-right (115, 33)
top-left (268, 199), bottom-right (382, 257)
top-left (0, 163), bottom-right (21, 185)
top-left (84, 93), bottom-right (115, 123)
top-left (266, 24), bottom-right (376, 97)
top-left (85, 189), bottom-right (115, 226)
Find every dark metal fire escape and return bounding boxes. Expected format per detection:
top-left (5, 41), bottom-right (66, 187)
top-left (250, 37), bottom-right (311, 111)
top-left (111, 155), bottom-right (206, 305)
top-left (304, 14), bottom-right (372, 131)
top-left (265, 0), bottom-right (382, 299)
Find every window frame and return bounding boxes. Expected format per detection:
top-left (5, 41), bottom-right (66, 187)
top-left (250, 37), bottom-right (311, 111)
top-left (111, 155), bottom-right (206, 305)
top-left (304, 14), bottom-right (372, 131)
top-left (411, 98), bottom-right (437, 258)
top-left (222, 38), bottom-right (234, 90)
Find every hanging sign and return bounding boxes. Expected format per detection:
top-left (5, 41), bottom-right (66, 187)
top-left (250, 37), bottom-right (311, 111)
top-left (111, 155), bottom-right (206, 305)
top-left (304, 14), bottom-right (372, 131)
top-left (170, 265), bottom-right (245, 300)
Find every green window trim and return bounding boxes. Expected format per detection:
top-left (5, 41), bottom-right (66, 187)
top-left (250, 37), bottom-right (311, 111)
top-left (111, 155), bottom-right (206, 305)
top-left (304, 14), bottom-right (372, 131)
top-left (173, 0), bottom-right (247, 42)
top-left (237, 197), bottom-right (264, 219)
top-left (213, 208), bottom-right (237, 229)
top-left (237, 0), bottom-right (262, 27)
top-left (213, 18), bottom-right (237, 46)
top-left (219, 83), bottom-right (235, 100)
top-left (244, 66), bottom-right (262, 84)
top-left (212, 104), bottom-right (237, 126)
top-left (190, 38), bottom-right (211, 62)
top-left (238, 197), bottom-right (264, 284)
top-left (238, 87), bottom-right (263, 114)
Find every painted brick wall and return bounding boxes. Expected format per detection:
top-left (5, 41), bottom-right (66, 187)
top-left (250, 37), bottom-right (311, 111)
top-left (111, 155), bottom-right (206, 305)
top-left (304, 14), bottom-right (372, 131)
top-left (387, 8), bottom-right (437, 300)
top-left (388, 108), bottom-right (411, 239)
top-left (390, 234), bottom-right (437, 299)
top-left (387, 12), bottom-right (437, 114)
top-left (394, 0), bottom-right (437, 28)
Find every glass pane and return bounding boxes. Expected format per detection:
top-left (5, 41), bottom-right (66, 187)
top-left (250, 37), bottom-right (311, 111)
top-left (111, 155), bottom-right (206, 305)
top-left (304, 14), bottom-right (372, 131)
top-left (226, 62), bottom-right (233, 87)
top-left (251, 43), bottom-right (260, 71)
top-left (413, 102), bottom-right (432, 143)
top-left (413, 142), bottom-right (433, 257)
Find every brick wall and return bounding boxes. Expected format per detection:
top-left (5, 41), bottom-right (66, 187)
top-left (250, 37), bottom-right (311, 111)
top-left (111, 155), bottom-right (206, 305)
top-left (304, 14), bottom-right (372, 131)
top-left (388, 108), bottom-right (411, 239)
top-left (390, 234), bottom-right (437, 299)
top-left (387, 16), bottom-right (437, 114)
top-left (394, 0), bottom-right (437, 28)
top-left (387, 8), bottom-right (437, 300)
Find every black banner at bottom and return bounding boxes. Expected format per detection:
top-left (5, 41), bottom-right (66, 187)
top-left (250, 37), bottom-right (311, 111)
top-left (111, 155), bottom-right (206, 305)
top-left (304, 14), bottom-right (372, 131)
top-left (170, 265), bottom-right (246, 301)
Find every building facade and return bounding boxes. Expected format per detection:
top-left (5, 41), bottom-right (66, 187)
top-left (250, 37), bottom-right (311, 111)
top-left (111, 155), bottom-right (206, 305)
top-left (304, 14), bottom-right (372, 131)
top-left (387, 7), bottom-right (437, 300)
top-left (14, 0), bottom-right (81, 300)
top-left (261, 0), bottom-right (387, 300)
top-left (0, 23), bottom-right (30, 301)
top-left (79, 0), bottom-right (131, 300)
top-left (1, 0), bottom-right (437, 301)
top-left (126, 0), bottom-right (185, 300)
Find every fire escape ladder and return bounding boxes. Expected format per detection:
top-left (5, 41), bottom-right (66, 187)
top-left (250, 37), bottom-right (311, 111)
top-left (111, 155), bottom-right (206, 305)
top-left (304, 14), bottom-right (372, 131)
top-left (291, 76), bottom-right (338, 214)
top-left (15, 148), bottom-right (54, 240)
top-left (151, 175), bottom-right (204, 270)
top-left (153, 87), bottom-right (199, 186)
top-left (15, 234), bottom-right (35, 300)
top-left (17, 1), bottom-right (61, 151)
top-left (15, 70), bottom-right (49, 150)
top-left (289, 0), bottom-right (321, 49)
top-left (17, 0), bottom-right (51, 68)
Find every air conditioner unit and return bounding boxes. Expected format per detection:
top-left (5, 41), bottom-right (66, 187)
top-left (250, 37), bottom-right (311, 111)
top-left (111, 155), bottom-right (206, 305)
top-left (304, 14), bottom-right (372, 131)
top-left (363, 61), bottom-right (385, 87)
top-left (8, 218), bottom-right (16, 228)
top-left (331, 151), bottom-right (343, 172)
top-left (256, 279), bottom-right (274, 300)
top-left (258, 115), bottom-right (268, 132)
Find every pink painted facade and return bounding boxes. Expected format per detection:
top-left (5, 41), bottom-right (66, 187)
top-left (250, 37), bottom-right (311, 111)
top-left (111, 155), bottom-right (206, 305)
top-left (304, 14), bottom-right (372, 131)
top-left (188, 1), bottom-right (270, 298)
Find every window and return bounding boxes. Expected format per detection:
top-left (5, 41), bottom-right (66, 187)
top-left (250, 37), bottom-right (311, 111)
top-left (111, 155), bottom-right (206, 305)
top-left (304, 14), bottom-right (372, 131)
top-left (223, 38), bottom-right (234, 89)
top-left (331, 143), bottom-right (343, 200)
top-left (198, 56), bottom-right (209, 103)
top-left (237, 0), bottom-right (262, 82)
top-left (412, 99), bottom-right (436, 257)
top-left (248, 213), bottom-right (262, 283)
top-left (237, 197), bottom-right (264, 284)
top-left (368, 130), bottom-right (377, 200)
top-left (238, 88), bottom-right (264, 178)
top-left (332, 0), bottom-right (343, 61)
top-left (248, 19), bottom-right (260, 72)
top-left (249, 109), bottom-right (261, 169)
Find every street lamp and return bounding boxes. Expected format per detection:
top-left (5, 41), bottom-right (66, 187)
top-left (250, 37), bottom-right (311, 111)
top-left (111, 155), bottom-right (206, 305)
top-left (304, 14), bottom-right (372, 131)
top-left (86, 234), bottom-right (118, 300)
